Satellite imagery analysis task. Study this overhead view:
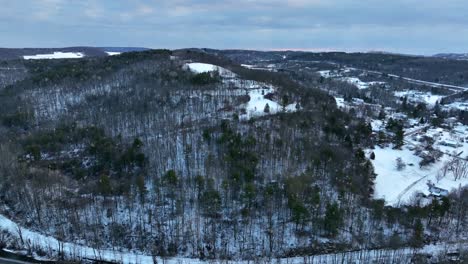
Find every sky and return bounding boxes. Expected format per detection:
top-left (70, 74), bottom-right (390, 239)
top-left (0, 0), bottom-right (467, 55)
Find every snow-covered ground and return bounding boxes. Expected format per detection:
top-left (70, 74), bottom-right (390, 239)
top-left (23, 52), bottom-right (84, 60)
top-left (106, 51), bottom-right (122, 56)
top-left (340, 77), bottom-right (385, 90)
top-left (318, 70), bottom-right (344, 78)
top-left (185, 62), bottom-right (299, 119)
top-left (443, 101), bottom-right (468, 111)
top-left (317, 70), bottom-right (385, 89)
top-left (370, 123), bottom-right (468, 206)
top-left (394, 90), bottom-right (445, 106)
top-left (185, 62), bottom-right (235, 78)
top-left (243, 86), bottom-right (298, 119)
top-left (334, 97), bottom-right (345, 108)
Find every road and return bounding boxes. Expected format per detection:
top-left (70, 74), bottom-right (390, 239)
top-left (364, 70), bottom-right (468, 92)
top-left (0, 257), bottom-right (33, 264)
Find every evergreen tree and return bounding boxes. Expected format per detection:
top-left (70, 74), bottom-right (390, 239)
top-left (394, 125), bottom-right (404, 149)
top-left (411, 219), bottom-right (425, 248)
top-left (378, 109), bottom-right (386, 120)
top-left (264, 103), bottom-right (270, 113)
top-left (324, 202), bottom-right (342, 237)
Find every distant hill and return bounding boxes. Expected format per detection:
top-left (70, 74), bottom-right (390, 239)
top-left (0, 47), bottom-right (108, 60)
top-left (98, 47), bottom-right (150, 53)
top-left (433, 53), bottom-right (468, 60)
top-left (0, 46), bottom-right (151, 60)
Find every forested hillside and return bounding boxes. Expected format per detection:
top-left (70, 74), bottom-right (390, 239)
top-left (0, 49), bottom-right (466, 262)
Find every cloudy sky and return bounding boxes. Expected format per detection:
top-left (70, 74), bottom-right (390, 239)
top-left (1, 0), bottom-right (467, 55)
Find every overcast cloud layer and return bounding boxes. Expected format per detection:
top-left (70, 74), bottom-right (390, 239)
top-left (1, 0), bottom-right (467, 55)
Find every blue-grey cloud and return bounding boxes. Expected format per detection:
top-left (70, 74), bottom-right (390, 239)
top-left (0, 0), bottom-right (467, 54)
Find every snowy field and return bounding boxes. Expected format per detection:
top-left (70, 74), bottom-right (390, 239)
top-left (243, 86), bottom-right (298, 118)
top-left (106, 51), bottom-right (122, 56)
top-left (23, 52), bottom-right (84, 60)
top-left (317, 70), bottom-right (385, 89)
top-left (185, 62), bottom-right (299, 119)
top-left (443, 101), bottom-right (468, 111)
top-left (394, 90), bottom-right (445, 106)
top-left (185, 62), bottom-right (236, 78)
top-left (340, 77), bottom-right (385, 90)
top-left (370, 123), bottom-right (468, 206)
top-left (334, 97), bottom-right (345, 108)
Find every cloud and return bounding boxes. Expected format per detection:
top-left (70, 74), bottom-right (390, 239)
top-left (83, 1), bottom-right (104, 19)
top-left (33, 0), bottom-right (64, 20)
top-left (136, 5), bottom-right (154, 15)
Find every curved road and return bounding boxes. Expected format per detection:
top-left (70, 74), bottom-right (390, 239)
top-left (0, 257), bottom-right (33, 264)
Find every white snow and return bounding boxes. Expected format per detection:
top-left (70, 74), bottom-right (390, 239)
top-left (340, 77), bottom-right (385, 90)
top-left (186, 62), bottom-right (218, 73)
top-left (443, 101), bottom-right (468, 111)
top-left (23, 52), bottom-right (85, 60)
top-left (240, 64), bottom-right (254, 69)
top-left (318, 70), bottom-right (340, 78)
top-left (185, 62), bottom-right (236, 78)
top-left (394, 90), bottom-right (444, 106)
top-left (370, 119), bottom-right (384, 131)
top-left (244, 88), bottom-right (297, 118)
top-left (105, 51), bottom-right (121, 56)
top-left (335, 97), bottom-right (345, 108)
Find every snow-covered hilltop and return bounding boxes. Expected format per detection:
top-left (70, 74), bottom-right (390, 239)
top-left (24, 52), bottom-right (85, 60)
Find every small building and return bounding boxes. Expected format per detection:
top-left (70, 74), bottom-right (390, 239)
top-left (427, 182), bottom-right (449, 197)
top-left (392, 113), bottom-right (407, 120)
top-left (439, 140), bottom-right (460, 148)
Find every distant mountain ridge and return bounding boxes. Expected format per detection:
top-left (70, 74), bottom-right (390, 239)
top-left (98, 47), bottom-right (150, 53)
top-left (0, 46), bottom-right (150, 60)
top-left (433, 53), bottom-right (468, 60)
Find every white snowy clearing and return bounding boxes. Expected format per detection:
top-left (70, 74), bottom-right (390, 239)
top-left (394, 90), bottom-right (444, 106)
top-left (243, 85), bottom-right (298, 119)
top-left (340, 77), bottom-right (385, 90)
top-left (185, 62), bottom-right (299, 119)
top-left (318, 70), bottom-right (345, 78)
top-left (334, 97), bottom-right (345, 108)
top-left (0, 213), bottom-right (465, 263)
top-left (184, 62), bottom-right (235, 78)
top-left (370, 123), bottom-right (468, 206)
top-left (23, 52), bottom-right (85, 60)
top-left (106, 51), bottom-right (122, 56)
top-left (317, 70), bottom-right (385, 89)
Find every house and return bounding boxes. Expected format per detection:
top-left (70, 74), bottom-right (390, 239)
top-left (427, 181), bottom-right (449, 197)
top-left (439, 140), bottom-right (460, 148)
top-left (391, 113), bottom-right (407, 120)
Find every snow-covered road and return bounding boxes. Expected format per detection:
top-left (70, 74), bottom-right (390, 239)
top-left (365, 70), bottom-right (468, 91)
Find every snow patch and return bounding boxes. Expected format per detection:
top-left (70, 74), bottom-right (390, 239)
top-left (341, 77), bottom-right (385, 90)
top-left (243, 86), bottom-right (298, 119)
top-left (394, 90), bottom-right (444, 106)
top-left (24, 52), bottom-right (85, 60)
top-left (184, 62), bottom-right (235, 78)
top-left (335, 97), bottom-right (345, 108)
top-left (105, 51), bottom-right (121, 56)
